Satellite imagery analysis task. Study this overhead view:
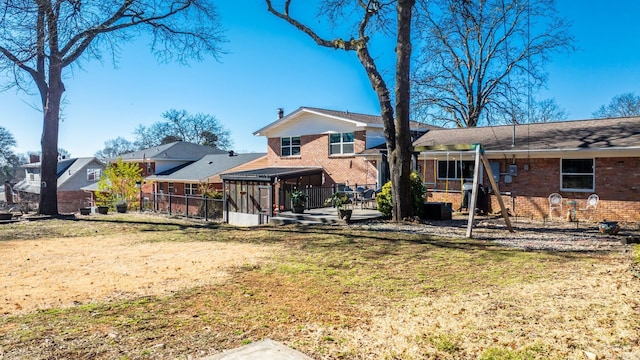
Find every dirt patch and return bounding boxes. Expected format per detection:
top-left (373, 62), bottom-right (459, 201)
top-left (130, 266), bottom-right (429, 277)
top-left (1, 232), bottom-right (273, 315)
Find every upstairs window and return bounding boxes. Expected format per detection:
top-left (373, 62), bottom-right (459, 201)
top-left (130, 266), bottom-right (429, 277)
top-left (561, 159), bottom-right (594, 191)
top-left (329, 132), bottom-right (354, 155)
top-left (281, 136), bottom-right (301, 157)
top-left (87, 168), bottom-right (101, 181)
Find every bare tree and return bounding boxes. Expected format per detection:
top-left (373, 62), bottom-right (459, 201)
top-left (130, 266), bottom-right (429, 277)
top-left (266, 0), bottom-right (416, 221)
top-left (95, 137), bottom-right (136, 161)
top-left (593, 92), bottom-right (640, 118)
top-left (0, 127), bottom-right (17, 167)
top-left (526, 98), bottom-right (567, 123)
top-left (506, 97), bottom-right (567, 124)
top-left (0, 127), bottom-right (18, 182)
top-left (134, 109), bottom-right (232, 150)
top-left (412, 0), bottom-right (574, 128)
top-left (0, 1), bottom-right (225, 215)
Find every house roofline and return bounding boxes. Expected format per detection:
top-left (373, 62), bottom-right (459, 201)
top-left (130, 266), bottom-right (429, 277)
top-left (417, 146), bottom-right (640, 159)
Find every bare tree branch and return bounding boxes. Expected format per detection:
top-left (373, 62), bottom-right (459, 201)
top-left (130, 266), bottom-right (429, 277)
top-left (412, 0), bottom-right (574, 127)
top-left (0, 0), bottom-right (226, 215)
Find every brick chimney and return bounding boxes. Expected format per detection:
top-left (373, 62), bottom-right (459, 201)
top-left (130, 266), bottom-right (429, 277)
top-left (29, 154), bottom-right (40, 163)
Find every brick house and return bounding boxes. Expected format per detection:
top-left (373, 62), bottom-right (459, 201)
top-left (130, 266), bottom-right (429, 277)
top-left (146, 152), bottom-right (267, 195)
top-left (113, 141), bottom-right (228, 193)
top-left (14, 157), bottom-right (106, 213)
top-left (109, 141), bottom-right (266, 212)
top-left (221, 106), bottom-right (438, 225)
top-left (413, 116), bottom-right (640, 222)
top-left (144, 152), bottom-right (266, 215)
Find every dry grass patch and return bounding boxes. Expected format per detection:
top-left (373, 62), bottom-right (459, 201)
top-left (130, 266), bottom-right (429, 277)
top-left (0, 216), bottom-right (639, 359)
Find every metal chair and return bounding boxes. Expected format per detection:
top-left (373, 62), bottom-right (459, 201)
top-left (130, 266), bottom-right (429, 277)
top-left (548, 193), bottom-right (563, 219)
top-left (579, 194), bottom-right (599, 221)
top-left (358, 189), bottom-right (377, 209)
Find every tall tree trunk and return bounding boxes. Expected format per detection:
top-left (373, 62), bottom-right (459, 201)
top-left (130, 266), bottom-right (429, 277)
top-left (38, 66), bottom-right (63, 215)
top-left (390, 0), bottom-right (415, 221)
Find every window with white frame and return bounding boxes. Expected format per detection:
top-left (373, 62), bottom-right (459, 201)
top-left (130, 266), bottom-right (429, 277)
top-left (281, 136), bottom-right (301, 157)
top-left (329, 132), bottom-right (354, 155)
top-left (561, 159), bottom-right (594, 191)
top-left (168, 182), bottom-right (175, 194)
top-left (185, 183), bottom-right (198, 195)
top-left (87, 168), bottom-right (101, 181)
top-left (437, 160), bottom-right (475, 180)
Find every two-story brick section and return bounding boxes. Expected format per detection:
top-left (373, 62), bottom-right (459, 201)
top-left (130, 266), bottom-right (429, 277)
top-left (221, 106), bottom-right (437, 225)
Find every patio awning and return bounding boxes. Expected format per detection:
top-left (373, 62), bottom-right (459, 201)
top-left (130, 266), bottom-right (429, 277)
top-left (221, 167), bottom-right (323, 183)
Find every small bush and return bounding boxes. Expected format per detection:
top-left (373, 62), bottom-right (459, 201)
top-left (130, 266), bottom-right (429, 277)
top-left (376, 172), bottom-right (426, 218)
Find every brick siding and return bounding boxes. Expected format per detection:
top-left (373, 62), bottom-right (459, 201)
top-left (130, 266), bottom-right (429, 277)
top-left (423, 157), bottom-right (640, 222)
top-left (267, 131), bottom-right (378, 188)
top-left (58, 190), bottom-right (92, 213)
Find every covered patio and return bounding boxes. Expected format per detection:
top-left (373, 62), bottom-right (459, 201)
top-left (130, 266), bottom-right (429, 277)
top-left (220, 167), bottom-right (326, 226)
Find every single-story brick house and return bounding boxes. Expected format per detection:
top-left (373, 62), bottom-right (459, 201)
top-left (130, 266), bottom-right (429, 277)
top-left (146, 152), bottom-right (267, 195)
top-left (413, 116), bottom-right (640, 222)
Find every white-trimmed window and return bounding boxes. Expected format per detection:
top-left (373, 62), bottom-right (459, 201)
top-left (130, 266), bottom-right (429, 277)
top-left (561, 159), bottom-right (594, 192)
top-left (281, 136), bottom-right (301, 157)
top-left (185, 183), bottom-right (197, 195)
top-left (329, 132), bottom-right (354, 155)
top-left (437, 160), bottom-right (475, 180)
top-left (87, 168), bottom-right (101, 181)
top-left (168, 182), bottom-right (175, 194)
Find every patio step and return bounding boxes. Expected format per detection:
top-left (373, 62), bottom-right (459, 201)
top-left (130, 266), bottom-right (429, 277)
top-left (270, 211), bottom-right (344, 225)
top-left (268, 207), bottom-right (382, 225)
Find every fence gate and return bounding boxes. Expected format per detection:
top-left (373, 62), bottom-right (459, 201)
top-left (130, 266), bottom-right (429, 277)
top-left (257, 185), bottom-right (272, 223)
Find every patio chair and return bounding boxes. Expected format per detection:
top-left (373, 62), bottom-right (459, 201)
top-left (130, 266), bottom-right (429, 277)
top-left (579, 194), bottom-right (599, 221)
top-left (358, 189), bottom-right (377, 209)
top-left (548, 193), bottom-right (563, 220)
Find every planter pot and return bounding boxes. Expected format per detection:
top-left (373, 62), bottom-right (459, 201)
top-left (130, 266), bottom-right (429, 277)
top-left (599, 221), bottom-right (620, 235)
top-left (292, 204), bottom-right (305, 214)
top-left (79, 207), bottom-right (91, 216)
top-left (0, 213), bottom-right (12, 221)
top-left (338, 208), bottom-right (353, 221)
top-left (116, 204), bottom-right (127, 213)
top-left (97, 206), bottom-right (109, 215)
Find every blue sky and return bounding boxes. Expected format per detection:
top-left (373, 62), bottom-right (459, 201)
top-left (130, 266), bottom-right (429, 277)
top-left (1, 1), bottom-right (639, 157)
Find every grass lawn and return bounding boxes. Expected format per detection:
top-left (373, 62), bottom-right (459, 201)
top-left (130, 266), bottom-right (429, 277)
top-left (0, 214), bottom-right (639, 359)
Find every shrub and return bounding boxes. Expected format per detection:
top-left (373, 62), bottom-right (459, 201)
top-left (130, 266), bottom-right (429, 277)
top-left (376, 172), bottom-right (426, 218)
top-left (96, 158), bottom-right (143, 209)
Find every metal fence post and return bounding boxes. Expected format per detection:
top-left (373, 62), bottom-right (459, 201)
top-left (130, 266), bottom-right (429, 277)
top-left (204, 195), bottom-right (209, 221)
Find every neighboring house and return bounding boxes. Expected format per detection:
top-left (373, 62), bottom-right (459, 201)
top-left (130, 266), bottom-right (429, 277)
top-left (222, 106), bottom-right (439, 225)
top-left (14, 157), bottom-right (106, 213)
top-left (113, 141), bottom-right (229, 193)
top-left (146, 152), bottom-right (267, 195)
top-left (142, 152), bottom-right (267, 216)
top-left (413, 116), bottom-right (640, 222)
top-left (115, 141), bottom-right (228, 177)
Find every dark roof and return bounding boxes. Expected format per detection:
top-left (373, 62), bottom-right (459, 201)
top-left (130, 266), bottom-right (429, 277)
top-left (146, 153), bottom-right (266, 182)
top-left (152, 161), bottom-right (195, 176)
top-left (413, 117), bottom-right (640, 151)
top-left (115, 141), bottom-right (227, 162)
top-left (221, 167), bottom-right (323, 182)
